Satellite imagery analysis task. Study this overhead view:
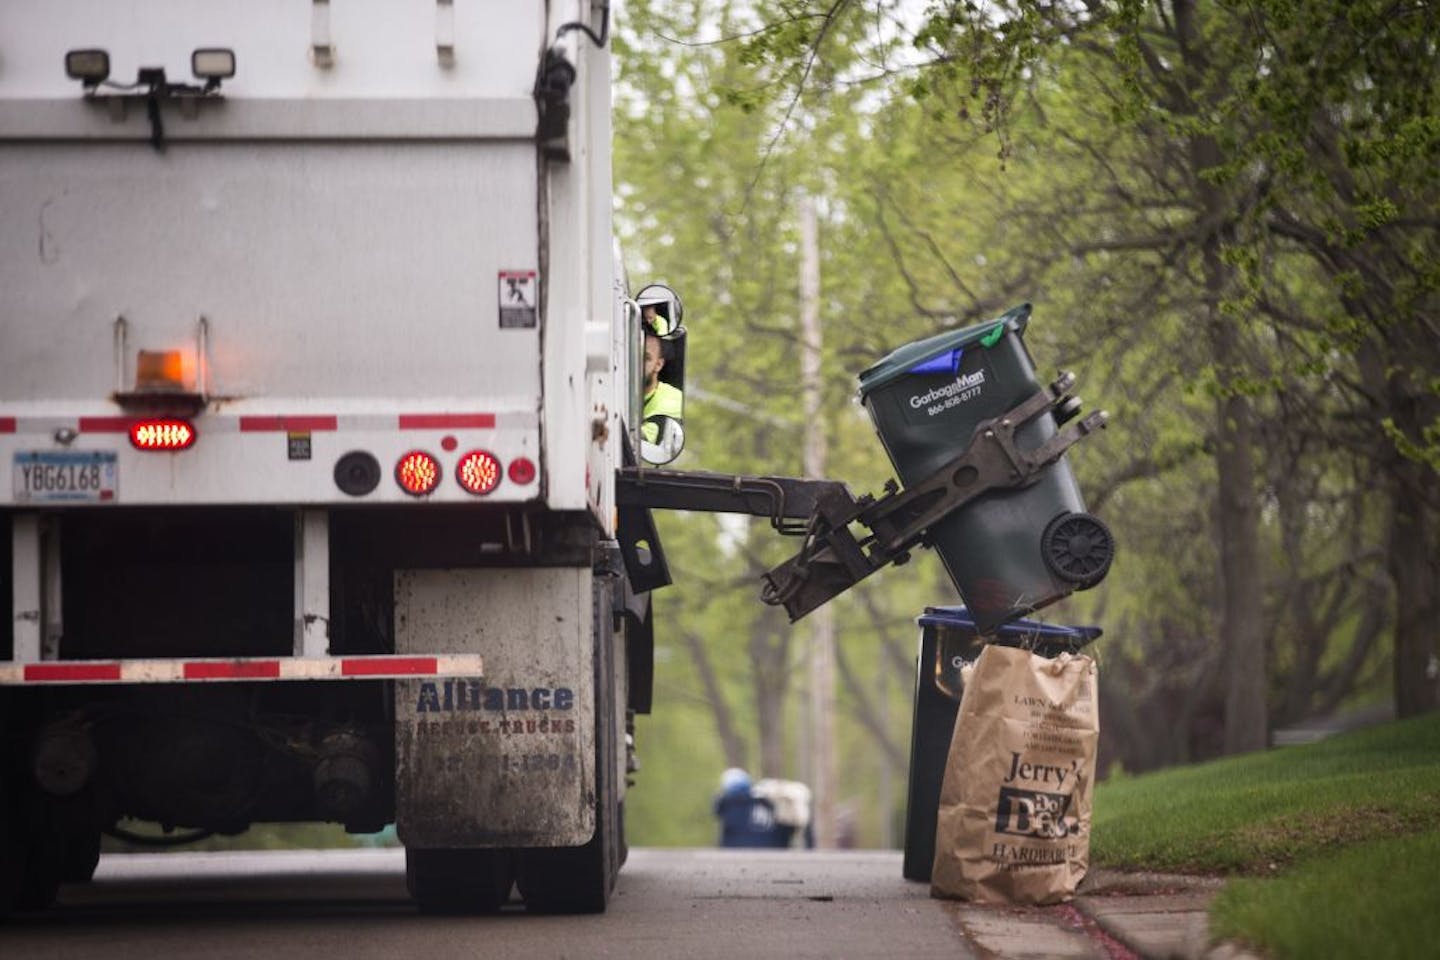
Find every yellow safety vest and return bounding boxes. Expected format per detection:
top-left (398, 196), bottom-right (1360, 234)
top-left (642, 381), bottom-right (684, 443)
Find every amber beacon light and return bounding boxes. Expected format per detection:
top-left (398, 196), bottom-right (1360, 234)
top-left (129, 419), bottom-right (196, 451)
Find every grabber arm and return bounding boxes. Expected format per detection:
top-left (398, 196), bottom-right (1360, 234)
top-left (612, 465), bottom-right (862, 594)
top-left (614, 371), bottom-right (1107, 620)
top-left (760, 371), bottom-right (1108, 621)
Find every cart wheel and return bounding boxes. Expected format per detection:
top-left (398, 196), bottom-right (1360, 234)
top-left (1041, 512), bottom-right (1114, 589)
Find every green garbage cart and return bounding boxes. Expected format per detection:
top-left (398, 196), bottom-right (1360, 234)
top-left (857, 304), bottom-right (1112, 634)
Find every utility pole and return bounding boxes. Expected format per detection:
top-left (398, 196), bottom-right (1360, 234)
top-left (878, 642), bottom-right (892, 849)
top-left (799, 194), bottom-right (836, 848)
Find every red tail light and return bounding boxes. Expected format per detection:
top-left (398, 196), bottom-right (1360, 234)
top-left (129, 419), bottom-right (196, 451)
top-left (395, 450), bottom-right (441, 496)
top-left (456, 450), bottom-right (502, 495)
top-left (507, 456), bottom-right (536, 486)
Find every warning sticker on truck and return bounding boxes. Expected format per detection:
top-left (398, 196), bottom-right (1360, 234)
top-left (498, 270), bottom-right (537, 328)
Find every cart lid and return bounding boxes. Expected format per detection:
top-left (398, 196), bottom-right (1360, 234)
top-left (856, 303), bottom-right (1032, 399)
top-left (917, 605), bottom-right (1102, 643)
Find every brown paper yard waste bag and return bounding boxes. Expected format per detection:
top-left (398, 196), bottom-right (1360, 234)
top-left (931, 643), bottom-right (1099, 904)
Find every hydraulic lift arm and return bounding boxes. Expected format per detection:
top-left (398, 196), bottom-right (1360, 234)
top-left (616, 371), bottom-right (1108, 621)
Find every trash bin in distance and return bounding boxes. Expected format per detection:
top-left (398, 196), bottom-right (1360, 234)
top-left (901, 605), bottom-right (1101, 883)
top-left (857, 304), bottom-right (1113, 635)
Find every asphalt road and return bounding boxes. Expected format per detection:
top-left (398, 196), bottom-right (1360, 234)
top-left (0, 848), bottom-right (976, 960)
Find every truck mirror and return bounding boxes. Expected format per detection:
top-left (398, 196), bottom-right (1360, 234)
top-left (635, 283), bottom-right (685, 339)
top-left (641, 415), bottom-right (685, 465)
top-left (638, 284), bottom-right (686, 465)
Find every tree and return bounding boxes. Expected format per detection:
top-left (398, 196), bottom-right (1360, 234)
top-left (612, 1), bottom-right (1436, 848)
top-left (724, 0), bottom-right (1439, 737)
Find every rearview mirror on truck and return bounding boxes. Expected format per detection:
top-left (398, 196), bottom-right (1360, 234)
top-left (641, 416), bottom-right (685, 465)
top-left (637, 283), bottom-right (686, 465)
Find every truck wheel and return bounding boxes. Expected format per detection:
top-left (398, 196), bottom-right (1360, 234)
top-left (15, 857), bottom-right (61, 913)
top-left (3, 778), bottom-right (62, 912)
top-left (405, 848), bottom-right (513, 914)
top-left (0, 781), bottom-right (23, 919)
top-left (60, 827), bottom-right (102, 884)
top-left (517, 580), bottom-right (621, 914)
top-left (14, 824), bottom-right (62, 911)
top-left (901, 636), bottom-right (960, 883)
top-left (514, 790), bottom-right (619, 914)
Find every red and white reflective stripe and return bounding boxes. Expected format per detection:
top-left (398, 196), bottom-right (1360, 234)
top-left (239, 415), bottom-right (339, 432)
top-left (0, 413), bottom-right (512, 436)
top-left (0, 654), bottom-right (484, 686)
top-left (397, 413), bottom-right (497, 430)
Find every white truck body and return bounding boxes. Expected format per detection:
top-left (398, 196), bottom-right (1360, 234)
top-left (1, 0), bottom-right (642, 915)
top-left (0, 0), bottom-right (620, 514)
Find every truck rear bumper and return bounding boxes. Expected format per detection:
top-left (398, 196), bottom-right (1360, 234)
top-left (0, 653), bottom-right (484, 686)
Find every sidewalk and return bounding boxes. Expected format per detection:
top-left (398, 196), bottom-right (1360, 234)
top-left (943, 869), bottom-right (1264, 960)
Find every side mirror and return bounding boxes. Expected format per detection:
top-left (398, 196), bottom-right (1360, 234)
top-left (641, 415), bottom-right (685, 466)
top-left (637, 283), bottom-right (687, 465)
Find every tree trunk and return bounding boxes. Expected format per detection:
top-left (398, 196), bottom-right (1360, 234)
top-left (747, 599), bottom-right (793, 778)
top-left (1195, 177), bottom-right (1267, 753)
top-left (1208, 294), bottom-right (1268, 754)
top-left (1352, 296), bottom-right (1439, 717)
top-left (798, 194), bottom-right (837, 846)
top-left (682, 630), bottom-right (748, 768)
top-left (1388, 439), bottom-right (1440, 717)
top-left (1172, 0), bottom-right (1269, 754)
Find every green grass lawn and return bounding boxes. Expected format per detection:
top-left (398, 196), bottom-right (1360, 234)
top-left (1209, 828), bottom-right (1440, 960)
top-left (1092, 712), bottom-right (1440, 959)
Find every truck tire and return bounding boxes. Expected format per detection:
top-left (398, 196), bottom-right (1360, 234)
top-left (901, 642), bottom-right (960, 883)
top-left (0, 778), bottom-right (23, 919)
top-left (59, 826), bottom-right (102, 884)
top-left (514, 748), bottom-right (620, 916)
top-left (405, 848), bottom-right (513, 914)
top-left (14, 800), bottom-right (62, 911)
top-left (15, 855), bottom-right (60, 913)
top-left (515, 579), bottom-right (622, 914)
top-left (0, 767), bottom-right (63, 914)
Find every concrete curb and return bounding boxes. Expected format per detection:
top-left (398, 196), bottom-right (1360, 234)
top-left (1073, 870), bottom-right (1264, 960)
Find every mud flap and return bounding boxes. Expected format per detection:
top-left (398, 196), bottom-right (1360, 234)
top-left (394, 567), bottom-right (595, 848)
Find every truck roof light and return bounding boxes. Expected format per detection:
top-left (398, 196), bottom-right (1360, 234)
top-left (396, 451), bottom-right (441, 497)
top-left (508, 457), bottom-right (536, 486)
top-left (130, 419), bottom-right (196, 451)
top-left (191, 48), bottom-right (236, 84)
top-left (65, 49), bottom-right (110, 86)
top-left (456, 450), bottom-right (502, 496)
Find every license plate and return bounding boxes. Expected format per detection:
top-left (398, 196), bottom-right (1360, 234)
top-left (13, 451), bottom-right (118, 503)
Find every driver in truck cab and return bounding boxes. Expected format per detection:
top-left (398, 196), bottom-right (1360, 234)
top-left (637, 285), bottom-right (685, 463)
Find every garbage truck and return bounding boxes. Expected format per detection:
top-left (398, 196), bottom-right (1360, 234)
top-left (1, 0), bottom-right (1113, 919)
top-left (0, 0), bottom-right (655, 916)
